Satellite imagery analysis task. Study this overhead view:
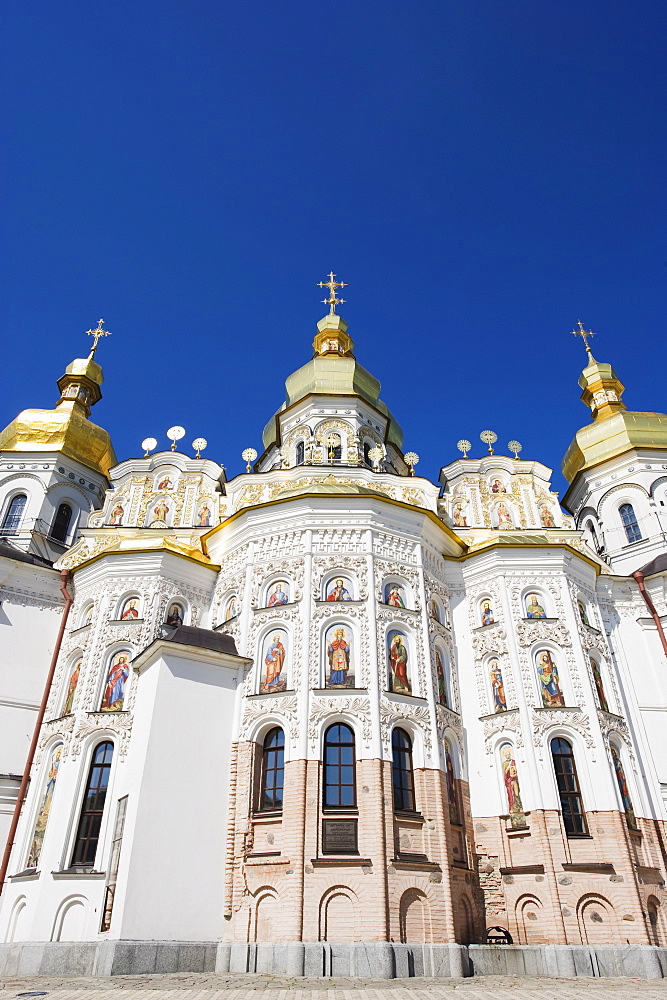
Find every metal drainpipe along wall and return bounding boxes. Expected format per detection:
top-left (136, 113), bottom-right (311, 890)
top-left (632, 570), bottom-right (667, 658)
top-left (0, 569), bottom-right (73, 894)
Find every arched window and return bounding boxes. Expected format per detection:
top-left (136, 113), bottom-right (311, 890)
top-left (550, 737), bottom-right (587, 836)
top-left (71, 741), bottom-right (114, 867)
top-left (2, 494), bottom-right (27, 535)
top-left (51, 502), bottom-right (73, 543)
top-left (259, 727), bottom-right (284, 811)
top-left (619, 503), bottom-right (642, 544)
top-left (323, 723), bottom-right (355, 808)
top-left (392, 728), bottom-right (415, 812)
top-left (295, 441), bottom-right (305, 466)
top-left (363, 442), bottom-right (372, 468)
top-left (326, 433), bottom-right (342, 463)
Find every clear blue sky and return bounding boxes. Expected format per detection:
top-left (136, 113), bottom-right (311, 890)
top-left (2, 1), bottom-right (665, 496)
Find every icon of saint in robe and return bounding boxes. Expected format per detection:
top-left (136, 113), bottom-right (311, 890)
top-left (27, 744), bottom-right (62, 868)
top-left (540, 505), bottom-right (556, 527)
top-left (611, 745), bottom-right (638, 830)
top-left (489, 657), bottom-right (507, 713)
top-left (525, 594), bottom-right (547, 618)
top-left (481, 600), bottom-right (494, 626)
top-left (166, 603), bottom-right (184, 627)
top-left (225, 596), bottom-right (238, 620)
top-left (100, 653), bottom-right (130, 711)
top-left (120, 598), bottom-right (139, 620)
top-left (109, 503), bottom-right (124, 526)
top-left (157, 476), bottom-right (173, 490)
top-left (197, 503), bottom-right (211, 527)
top-left (491, 479), bottom-right (506, 494)
top-left (500, 743), bottom-right (525, 828)
top-left (435, 649), bottom-right (447, 706)
top-left (63, 659), bottom-right (81, 715)
top-left (385, 583), bottom-right (406, 608)
top-left (578, 601), bottom-right (590, 626)
top-left (590, 656), bottom-right (609, 712)
top-left (326, 626), bottom-right (353, 688)
top-left (260, 632), bottom-right (287, 693)
top-left (388, 631), bottom-right (411, 695)
top-left (444, 740), bottom-right (460, 825)
top-left (536, 650), bottom-right (565, 707)
top-left (153, 499), bottom-right (169, 523)
top-left (327, 578), bottom-right (352, 601)
top-left (84, 606), bottom-right (94, 626)
top-left (496, 502), bottom-right (513, 527)
top-left (267, 582), bottom-right (289, 607)
top-left (453, 502), bottom-right (467, 527)
top-left (429, 599), bottom-right (441, 623)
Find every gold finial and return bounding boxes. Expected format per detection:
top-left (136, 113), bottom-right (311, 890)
top-left (86, 318), bottom-right (112, 355)
top-left (571, 320), bottom-right (597, 361)
top-left (317, 271), bottom-right (347, 314)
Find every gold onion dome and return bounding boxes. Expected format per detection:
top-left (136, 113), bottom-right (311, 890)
top-left (0, 348), bottom-right (116, 479)
top-left (562, 352), bottom-right (667, 484)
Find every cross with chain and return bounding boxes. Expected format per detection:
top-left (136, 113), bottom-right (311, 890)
top-left (86, 318), bottom-right (112, 355)
top-left (317, 271), bottom-right (347, 314)
top-left (571, 320), bottom-right (597, 357)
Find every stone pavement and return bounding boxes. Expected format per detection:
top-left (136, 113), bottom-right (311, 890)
top-left (1, 974), bottom-right (667, 999)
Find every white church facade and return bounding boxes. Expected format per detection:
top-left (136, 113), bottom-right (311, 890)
top-left (0, 292), bottom-right (666, 978)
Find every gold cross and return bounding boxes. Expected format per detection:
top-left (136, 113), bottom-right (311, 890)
top-left (86, 318), bottom-right (112, 354)
top-left (571, 320), bottom-right (597, 357)
top-left (317, 271), bottom-right (347, 314)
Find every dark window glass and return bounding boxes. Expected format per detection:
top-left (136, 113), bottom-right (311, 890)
top-left (295, 441), bottom-right (305, 466)
top-left (392, 727), bottom-right (415, 812)
top-left (551, 737), bottom-right (588, 836)
top-left (51, 503), bottom-right (73, 542)
top-left (2, 494), bottom-right (27, 534)
top-left (260, 727), bottom-right (285, 811)
top-left (71, 741), bottom-right (114, 866)
top-left (363, 442), bottom-right (372, 468)
top-left (619, 503), bottom-right (642, 544)
top-left (323, 723), bottom-right (356, 808)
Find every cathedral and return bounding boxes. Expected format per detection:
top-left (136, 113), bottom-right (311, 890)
top-left (0, 280), bottom-right (666, 979)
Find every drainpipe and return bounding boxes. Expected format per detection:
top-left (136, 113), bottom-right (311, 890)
top-left (0, 569), bottom-right (73, 895)
top-left (632, 570), bottom-right (667, 658)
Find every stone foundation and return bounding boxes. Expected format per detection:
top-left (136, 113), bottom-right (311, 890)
top-left (0, 940), bottom-right (666, 978)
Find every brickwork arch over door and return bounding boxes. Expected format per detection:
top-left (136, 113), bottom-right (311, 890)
top-left (400, 888), bottom-right (432, 943)
top-left (319, 886), bottom-right (358, 941)
top-left (577, 894), bottom-right (618, 946)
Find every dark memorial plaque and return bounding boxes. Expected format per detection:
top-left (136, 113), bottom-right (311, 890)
top-left (322, 818), bottom-right (358, 855)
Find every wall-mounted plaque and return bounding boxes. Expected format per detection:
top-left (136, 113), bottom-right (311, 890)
top-left (322, 818), bottom-right (358, 855)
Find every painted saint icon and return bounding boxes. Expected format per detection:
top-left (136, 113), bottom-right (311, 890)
top-left (610, 745), bottom-right (638, 830)
top-left (166, 602), bottom-right (184, 627)
top-left (197, 503), bottom-right (211, 527)
top-left (480, 600), bottom-right (495, 626)
top-left (100, 653), bottom-right (131, 711)
top-left (590, 656), bottom-right (609, 713)
top-left (157, 476), bottom-right (174, 490)
top-left (27, 744), bottom-right (63, 868)
top-left (120, 598), bottom-right (140, 620)
top-left (267, 582), bottom-right (289, 607)
top-left (489, 657), bottom-right (507, 713)
top-left (384, 582), bottom-right (406, 608)
top-left (496, 502), bottom-right (513, 527)
top-left (444, 740), bottom-right (460, 825)
top-left (63, 659), bottom-right (81, 715)
top-left (540, 504), bottom-right (556, 527)
top-left (536, 650), bottom-right (565, 707)
top-left (578, 601), bottom-right (590, 626)
top-left (388, 630), bottom-right (411, 695)
top-left (225, 595), bottom-right (238, 621)
top-left (83, 605), bottom-right (94, 626)
top-left (152, 499), bottom-right (170, 523)
top-left (525, 593), bottom-right (547, 619)
top-left (452, 501), bottom-right (467, 527)
top-left (500, 743), bottom-right (526, 829)
top-left (429, 599), bottom-right (441, 623)
top-left (260, 631), bottom-right (287, 694)
top-left (435, 649), bottom-right (447, 706)
top-left (491, 479), bottom-right (507, 494)
top-left (326, 624), bottom-right (354, 688)
top-left (109, 502), bottom-right (124, 526)
top-left (326, 577), bottom-right (352, 601)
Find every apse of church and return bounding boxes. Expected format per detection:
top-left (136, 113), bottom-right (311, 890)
top-left (0, 295), bottom-right (666, 976)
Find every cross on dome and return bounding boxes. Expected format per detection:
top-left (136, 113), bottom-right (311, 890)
top-left (571, 320), bottom-right (597, 360)
top-left (87, 318), bottom-right (112, 355)
top-left (317, 271), bottom-right (347, 314)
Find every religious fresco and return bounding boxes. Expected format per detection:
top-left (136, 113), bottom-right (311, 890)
top-left (151, 498), bottom-right (170, 524)
top-left (100, 652), bottom-right (131, 711)
top-left (109, 502), bottom-right (124, 526)
top-left (444, 740), bottom-right (460, 825)
top-left (539, 504), bottom-right (556, 527)
top-left (225, 595), bottom-right (238, 620)
top-left (578, 601), bottom-right (591, 626)
top-left (62, 658), bottom-right (81, 715)
top-left (388, 630), bottom-right (411, 695)
top-left (156, 475), bottom-right (174, 491)
top-left (197, 502), bottom-right (212, 527)
top-left (83, 605), bottom-right (94, 626)
top-left (260, 630), bottom-right (287, 694)
top-left (267, 581), bottom-right (290, 607)
top-left (26, 744), bottom-right (62, 868)
top-left (524, 593), bottom-right (547, 618)
top-left (490, 478), bottom-right (507, 494)
top-left (489, 656), bottom-right (507, 713)
top-left (610, 745), bottom-right (638, 830)
top-left (428, 599), bottom-right (441, 623)
top-left (496, 502), bottom-right (513, 528)
top-left (119, 597), bottom-right (140, 620)
top-left (480, 599), bottom-right (495, 626)
top-left (500, 743), bottom-right (526, 829)
top-left (535, 649), bottom-right (565, 707)
top-left (165, 602), bottom-right (184, 627)
top-left (435, 649), bottom-right (447, 706)
top-left (326, 576), bottom-right (353, 601)
top-left (384, 582), bottom-right (406, 608)
top-left (325, 624), bottom-right (354, 689)
top-left (590, 655), bottom-right (609, 712)
top-left (452, 501), bottom-right (467, 527)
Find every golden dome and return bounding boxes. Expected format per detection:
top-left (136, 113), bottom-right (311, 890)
top-left (562, 354), bottom-right (667, 483)
top-left (0, 353), bottom-right (116, 478)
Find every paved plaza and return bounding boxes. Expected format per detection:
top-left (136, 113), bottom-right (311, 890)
top-left (1, 974), bottom-right (666, 1000)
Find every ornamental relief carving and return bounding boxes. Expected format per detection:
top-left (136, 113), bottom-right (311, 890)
top-left (471, 627), bottom-right (508, 657)
top-left (0, 586), bottom-right (64, 610)
top-left (240, 694), bottom-right (299, 744)
top-left (312, 528), bottom-right (365, 554)
top-left (515, 619), bottom-right (571, 647)
top-left (311, 553), bottom-right (368, 601)
top-left (598, 712), bottom-right (635, 760)
top-left (373, 533), bottom-right (417, 564)
top-left (373, 558), bottom-right (421, 610)
top-left (70, 711), bottom-right (133, 758)
top-left (482, 708), bottom-right (523, 753)
top-left (530, 708), bottom-right (595, 758)
top-left (59, 534), bottom-right (117, 570)
top-left (379, 699), bottom-right (432, 756)
top-left (250, 557), bottom-right (305, 608)
top-left (308, 696), bottom-right (372, 750)
top-left (33, 715), bottom-right (76, 769)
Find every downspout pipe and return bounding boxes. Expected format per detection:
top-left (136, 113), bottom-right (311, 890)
top-left (632, 569), bottom-right (667, 658)
top-left (0, 569), bottom-right (73, 895)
